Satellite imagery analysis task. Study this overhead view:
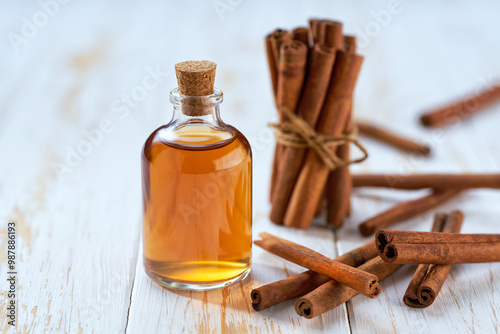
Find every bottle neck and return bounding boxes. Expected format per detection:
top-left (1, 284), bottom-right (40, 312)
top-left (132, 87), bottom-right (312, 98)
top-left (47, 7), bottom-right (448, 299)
top-left (169, 88), bottom-right (226, 130)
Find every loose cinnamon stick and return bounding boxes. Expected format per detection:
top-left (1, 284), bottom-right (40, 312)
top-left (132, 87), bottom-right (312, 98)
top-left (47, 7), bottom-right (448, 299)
top-left (269, 44), bottom-right (337, 224)
top-left (254, 233), bottom-right (381, 298)
top-left (359, 190), bottom-right (461, 236)
top-left (295, 256), bottom-right (401, 318)
top-left (291, 27), bottom-right (311, 48)
top-left (420, 85), bottom-right (500, 128)
top-left (356, 121), bottom-right (431, 155)
top-left (284, 50), bottom-right (363, 229)
top-left (377, 229), bottom-right (500, 264)
top-left (251, 240), bottom-right (377, 311)
top-left (270, 40), bottom-right (308, 203)
top-left (352, 173), bottom-right (500, 191)
top-left (403, 211), bottom-right (463, 308)
top-left (326, 35), bottom-right (357, 227)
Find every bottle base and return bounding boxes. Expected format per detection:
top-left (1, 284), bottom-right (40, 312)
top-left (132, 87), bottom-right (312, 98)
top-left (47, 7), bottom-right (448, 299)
top-left (145, 267), bottom-right (251, 291)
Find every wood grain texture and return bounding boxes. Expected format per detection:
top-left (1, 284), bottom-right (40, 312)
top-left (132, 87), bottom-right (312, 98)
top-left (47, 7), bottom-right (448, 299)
top-left (1, 1), bottom-right (500, 333)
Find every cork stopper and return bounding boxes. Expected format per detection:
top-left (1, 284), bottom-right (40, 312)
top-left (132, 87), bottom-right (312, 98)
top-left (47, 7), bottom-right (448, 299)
top-left (175, 60), bottom-right (216, 96)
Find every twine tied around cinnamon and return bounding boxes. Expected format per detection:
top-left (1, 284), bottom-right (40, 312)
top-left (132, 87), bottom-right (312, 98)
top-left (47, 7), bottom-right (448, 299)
top-left (269, 108), bottom-right (368, 170)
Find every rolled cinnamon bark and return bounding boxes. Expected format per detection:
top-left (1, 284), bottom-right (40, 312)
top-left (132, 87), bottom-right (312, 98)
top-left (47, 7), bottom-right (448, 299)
top-left (326, 116), bottom-right (353, 227)
top-left (268, 29), bottom-right (292, 203)
top-left (251, 240), bottom-right (377, 311)
top-left (352, 173), bottom-right (500, 190)
top-left (359, 190), bottom-right (461, 236)
top-left (268, 29), bottom-right (292, 73)
top-left (270, 40), bottom-right (308, 203)
top-left (291, 27), bottom-right (311, 48)
top-left (356, 121), bottom-right (431, 155)
top-left (284, 50), bottom-right (363, 229)
top-left (320, 20), bottom-right (343, 48)
top-left (254, 233), bottom-right (381, 298)
top-left (314, 185), bottom-right (326, 217)
top-left (269, 44), bottom-right (336, 224)
top-left (420, 85), bottom-right (500, 128)
top-left (276, 41), bottom-right (308, 120)
top-left (377, 229), bottom-right (500, 264)
top-left (326, 36), bottom-right (357, 227)
top-left (264, 30), bottom-right (285, 100)
top-left (295, 256), bottom-right (401, 318)
top-left (308, 19), bottom-right (322, 44)
top-left (343, 35), bottom-right (357, 53)
top-left (403, 211), bottom-right (463, 308)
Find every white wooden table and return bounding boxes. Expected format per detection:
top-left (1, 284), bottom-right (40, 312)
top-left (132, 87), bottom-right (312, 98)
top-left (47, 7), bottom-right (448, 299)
top-left (2, 1), bottom-right (500, 333)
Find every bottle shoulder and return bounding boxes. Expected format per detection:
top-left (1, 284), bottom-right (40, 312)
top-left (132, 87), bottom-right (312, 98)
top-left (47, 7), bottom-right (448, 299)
top-left (142, 123), bottom-right (251, 170)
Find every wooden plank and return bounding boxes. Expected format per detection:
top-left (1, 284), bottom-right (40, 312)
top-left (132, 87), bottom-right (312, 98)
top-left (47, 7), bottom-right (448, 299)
top-left (0, 20), bottom-right (146, 332)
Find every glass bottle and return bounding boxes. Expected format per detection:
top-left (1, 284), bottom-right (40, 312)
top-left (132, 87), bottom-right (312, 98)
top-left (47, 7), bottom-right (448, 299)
top-left (141, 61), bottom-right (252, 291)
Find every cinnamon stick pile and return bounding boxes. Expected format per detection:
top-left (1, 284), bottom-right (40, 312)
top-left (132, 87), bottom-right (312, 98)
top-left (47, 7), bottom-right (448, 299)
top-left (252, 233), bottom-right (401, 318)
top-left (253, 211), bottom-right (500, 316)
top-left (266, 18), bottom-right (433, 230)
top-left (402, 211), bottom-right (463, 308)
top-left (375, 210), bottom-right (500, 308)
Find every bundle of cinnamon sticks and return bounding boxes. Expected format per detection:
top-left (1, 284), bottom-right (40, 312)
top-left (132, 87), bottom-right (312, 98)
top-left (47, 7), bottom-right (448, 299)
top-left (253, 211), bottom-right (500, 316)
top-left (267, 19), bottom-right (363, 230)
top-left (266, 19), bottom-right (433, 230)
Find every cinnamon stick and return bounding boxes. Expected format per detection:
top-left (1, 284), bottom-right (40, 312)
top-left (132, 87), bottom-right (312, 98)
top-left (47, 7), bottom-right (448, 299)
top-left (356, 121), bottom-right (431, 155)
top-left (377, 229), bottom-right (500, 264)
top-left (268, 29), bottom-right (292, 202)
top-left (268, 30), bottom-right (292, 73)
top-left (358, 190), bottom-right (461, 236)
top-left (403, 211), bottom-right (463, 308)
top-left (320, 20), bottom-right (343, 48)
top-left (308, 19), bottom-right (322, 44)
top-left (254, 233), bottom-right (381, 298)
top-left (284, 50), bottom-right (364, 229)
top-left (343, 35), bottom-right (357, 54)
top-left (291, 27), bottom-right (311, 48)
top-left (251, 240), bottom-right (377, 311)
top-left (269, 44), bottom-right (336, 224)
top-left (352, 173), bottom-right (500, 191)
top-left (420, 85), bottom-right (500, 128)
top-left (326, 115), bottom-right (352, 227)
top-left (326, 36), bottom-right (357, 227)
top-left (276, 41), bottom-right (308, 121)
top-left (314, 185), bottom-right (326, 217)
top-left (295, 256), bottom-right (401, 318)
top-left (270, 40), bottom-right (308, 203)
top-left (264, 31), bottom-right (282, 100)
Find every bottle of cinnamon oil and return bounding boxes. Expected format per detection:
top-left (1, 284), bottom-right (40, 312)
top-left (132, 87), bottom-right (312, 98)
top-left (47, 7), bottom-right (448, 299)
top-left (141, 61), bottom-right (252, 291)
